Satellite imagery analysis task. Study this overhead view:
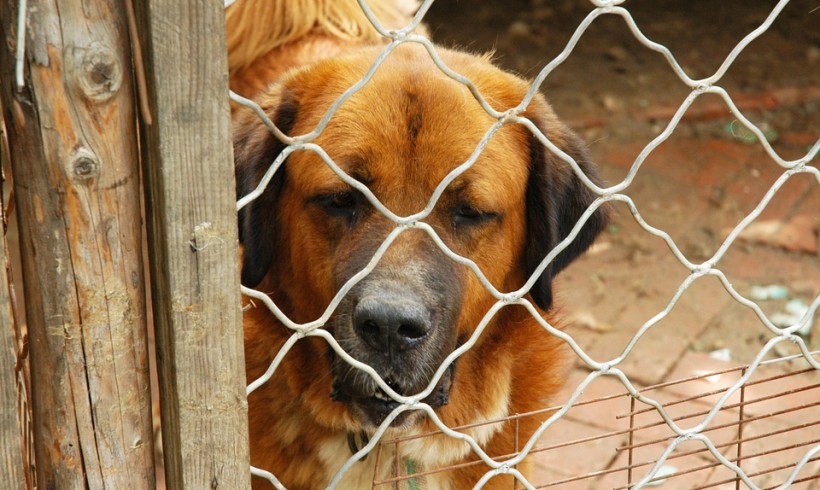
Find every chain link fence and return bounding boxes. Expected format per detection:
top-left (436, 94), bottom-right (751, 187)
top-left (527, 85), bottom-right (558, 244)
top-left (230, 0), bottom-right (818, 488)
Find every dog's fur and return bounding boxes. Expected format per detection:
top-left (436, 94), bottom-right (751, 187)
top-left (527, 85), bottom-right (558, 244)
top-left (227, 0), bottom-right (422, 99)
top-left (229, 1), bottom-right (607, 488)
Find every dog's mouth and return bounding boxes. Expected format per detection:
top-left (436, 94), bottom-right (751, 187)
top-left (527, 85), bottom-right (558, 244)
top-left (356, 390), bottom-right (405, 426)
top-left (332, 365), bottom-right (455, 429)
top-left (356, 379), bottom-right (450, 427)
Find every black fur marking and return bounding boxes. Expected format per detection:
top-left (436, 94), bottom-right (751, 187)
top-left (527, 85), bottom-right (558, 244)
top-left (525, 128), bottom-right (608, 310)
top-left (235, 94), bottom-right (299, 287)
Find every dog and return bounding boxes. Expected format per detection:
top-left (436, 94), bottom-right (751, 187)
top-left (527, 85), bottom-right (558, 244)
top-left (229, 2), bottom-right (607, 488)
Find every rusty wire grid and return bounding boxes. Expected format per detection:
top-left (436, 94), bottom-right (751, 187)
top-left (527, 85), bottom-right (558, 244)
top-left (227, 0), bottom-right (820, 488)
top-left (371, 352), bottom-right (820, 489)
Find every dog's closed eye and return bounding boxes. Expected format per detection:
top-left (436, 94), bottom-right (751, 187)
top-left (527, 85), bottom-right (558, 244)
top-left (313, 190), bottom-right (362, 220)
top-left (452, 203), bottom-right (499, 229)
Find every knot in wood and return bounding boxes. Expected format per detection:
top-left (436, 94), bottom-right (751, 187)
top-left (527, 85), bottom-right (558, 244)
top-left (70, 148), bottom-right (100, 181)
top-left (76, 43), bottom-right (122, 102)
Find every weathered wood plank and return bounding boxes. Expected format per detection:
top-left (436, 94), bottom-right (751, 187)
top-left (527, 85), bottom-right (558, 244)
top-left (0, 164), bottom-right (25, 488)
top-left (0, 0), bottom-right (155, 487)
top-left (134, 1), bottom-right (250, 488)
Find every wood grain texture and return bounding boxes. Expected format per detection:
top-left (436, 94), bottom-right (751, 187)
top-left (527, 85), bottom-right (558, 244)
top-left (134, 0), bottom-right (251, 488)
top-left (0, 0), bottom-right (155, 488)
top-left (0, 183), bottom-right (25, 488)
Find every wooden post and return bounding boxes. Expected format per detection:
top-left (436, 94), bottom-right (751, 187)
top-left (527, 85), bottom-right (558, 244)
top-left (134, 0), bottom-right (251, 488)
top-left (0, 0), bottom-right (155, 488)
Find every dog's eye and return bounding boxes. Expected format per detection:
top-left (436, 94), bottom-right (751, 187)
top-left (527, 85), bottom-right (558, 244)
top-left (453, 204), bottom-right (497, 227)
top-left (316, 191), bottom-right (359, 217)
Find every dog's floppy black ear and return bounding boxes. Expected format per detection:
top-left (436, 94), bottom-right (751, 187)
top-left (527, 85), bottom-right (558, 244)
top-left (234, 94), bottom-right (298, 287)
top-left (524, 111), bottom-right (608, 311)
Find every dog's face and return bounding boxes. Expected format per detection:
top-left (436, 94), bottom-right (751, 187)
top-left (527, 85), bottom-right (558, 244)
top-left (235, 45), bottom-right (606, 430)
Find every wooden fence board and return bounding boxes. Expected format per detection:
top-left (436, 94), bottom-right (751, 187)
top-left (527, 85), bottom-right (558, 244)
top-left (134, 0), bottom-right (251, 487)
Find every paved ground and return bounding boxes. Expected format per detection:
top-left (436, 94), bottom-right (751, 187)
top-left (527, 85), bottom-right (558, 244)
top-left (529, 127), bottom-right (820, 485)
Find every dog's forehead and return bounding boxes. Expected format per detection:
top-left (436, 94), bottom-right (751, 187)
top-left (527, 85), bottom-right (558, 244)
top-left (286, 47), bottom-right (532, 207)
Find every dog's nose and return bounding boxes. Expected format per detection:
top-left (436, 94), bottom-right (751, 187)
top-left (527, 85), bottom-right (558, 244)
top-left (353, 295), bottom-right (432, 354)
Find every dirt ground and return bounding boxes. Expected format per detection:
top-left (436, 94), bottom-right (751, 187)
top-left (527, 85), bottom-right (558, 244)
top-left (422, 1), bottom-right (819, 487)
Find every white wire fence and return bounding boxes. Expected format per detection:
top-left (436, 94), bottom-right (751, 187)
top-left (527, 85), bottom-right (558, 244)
top-left (228, 0), bottom-right (819, 488)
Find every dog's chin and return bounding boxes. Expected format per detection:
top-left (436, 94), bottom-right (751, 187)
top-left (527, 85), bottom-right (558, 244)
top-left (333, 366), bottom-right (454, 431)
top-left (348, 382), bottom-right (451, 430)
top-left (349, 396), bottom-right (422, 430)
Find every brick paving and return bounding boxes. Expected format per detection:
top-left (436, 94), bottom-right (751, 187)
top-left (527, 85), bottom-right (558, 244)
top-left (526, 127), bottom-right (819, 489)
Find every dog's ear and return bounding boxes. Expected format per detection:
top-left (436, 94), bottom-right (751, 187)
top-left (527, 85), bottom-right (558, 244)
top-left (523, 101), bottom-right (608, 311)
top-left (234, 93), bottom-right (299, 287)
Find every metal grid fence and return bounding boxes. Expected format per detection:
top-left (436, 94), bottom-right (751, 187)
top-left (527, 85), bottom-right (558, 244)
top-left (373, 352), bottom-right (820, 489)
top-left (229, 0), bottom-right (819, 488)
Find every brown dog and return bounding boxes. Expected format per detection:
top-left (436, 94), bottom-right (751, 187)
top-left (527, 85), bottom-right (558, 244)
top-left (231, 4), bottom-right (607, 489)
top-left (235, 45), bottom-right (605, 488)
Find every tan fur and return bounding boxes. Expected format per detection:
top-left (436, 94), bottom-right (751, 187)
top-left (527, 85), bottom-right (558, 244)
top-left (227, 0), bottom-right (422, 98)
top-left (230, 4), bottom-right (604, 489)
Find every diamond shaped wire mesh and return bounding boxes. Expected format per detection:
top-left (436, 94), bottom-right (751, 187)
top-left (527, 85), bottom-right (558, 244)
top-left (229, 0), bottom-right (819, 488)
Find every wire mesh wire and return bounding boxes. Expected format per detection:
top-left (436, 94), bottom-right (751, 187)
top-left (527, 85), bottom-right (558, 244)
top-left (228, 0), bottom-right (819, 488)
top-left (367, 352), bottom-right (820, 489)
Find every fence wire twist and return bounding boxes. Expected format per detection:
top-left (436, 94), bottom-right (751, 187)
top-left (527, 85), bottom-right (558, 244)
top-left (228, 0), bottom-right (819, 488)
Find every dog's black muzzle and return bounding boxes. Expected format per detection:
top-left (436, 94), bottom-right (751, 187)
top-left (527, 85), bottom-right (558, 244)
top-left (330, 261), bottom-right (462, 429)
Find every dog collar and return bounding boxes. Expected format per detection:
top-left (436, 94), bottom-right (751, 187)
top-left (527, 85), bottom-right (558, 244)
top-left (347, 430), bottom-right (370, 459)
